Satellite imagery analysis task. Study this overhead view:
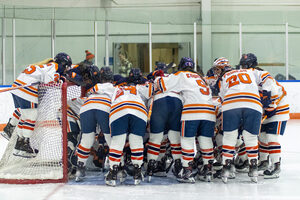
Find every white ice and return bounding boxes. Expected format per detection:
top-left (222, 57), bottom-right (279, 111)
top-left (0, 120), bottom-right (300, 200)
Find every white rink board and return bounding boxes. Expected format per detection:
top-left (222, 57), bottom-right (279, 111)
top-left (0, 81), bottom-right (300, 124)
top-left (0, 120), bottom-right (299, 200)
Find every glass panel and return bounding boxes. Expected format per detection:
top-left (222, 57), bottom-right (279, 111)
top-left (15, 19), bottom-right (51, 84)
top-left (243, 24), bottom-right (286, 80)
top-left (110, 21), bottom-right (148, 75)
top-left (56, 20), bottom-right (94, 65)
top-left (289, 25), bottom-right (300, 80)
top-left (152, 23), bottom-right (194, 74)
top-left (211, 24), bottom-right (239, 72)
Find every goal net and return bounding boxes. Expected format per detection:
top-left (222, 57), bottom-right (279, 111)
top-left (0, 82), bottom-right (82, 184)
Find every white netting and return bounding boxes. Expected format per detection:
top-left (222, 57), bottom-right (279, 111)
top-left (0, 83), bottom-right (81, 181)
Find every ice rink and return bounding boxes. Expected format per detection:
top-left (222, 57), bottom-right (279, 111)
top-left (0, 120), bottom-right (299, 200)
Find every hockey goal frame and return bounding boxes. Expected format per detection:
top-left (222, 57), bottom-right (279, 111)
top-left (0, 82), bottom-right (82, 184)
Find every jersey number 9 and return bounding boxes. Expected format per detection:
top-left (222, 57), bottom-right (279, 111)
top-left (196, 79), bottom-right (210, 95)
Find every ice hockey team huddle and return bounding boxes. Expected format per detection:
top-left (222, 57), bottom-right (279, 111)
top-left (2, 52), bottom-right (289, 186)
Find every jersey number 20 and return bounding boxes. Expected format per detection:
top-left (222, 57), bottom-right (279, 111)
top-left (226, 73), bottom-right (252, 88)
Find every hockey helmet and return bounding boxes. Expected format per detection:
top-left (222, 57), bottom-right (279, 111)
top-left (100, 66), bottom-right (113, 83)
top-left (178, 57), bottom-right (194, 71)
top-left (54, 52), bottom-right (72, 75)
top-left (239, 53), bottom-right (258, 69)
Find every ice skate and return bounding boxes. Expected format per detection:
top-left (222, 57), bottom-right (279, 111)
top-left (213, 162), bottom-right (222, 179)
top-left (105, 165), bottom-right (119, 186)
top-left (235, 159), bottom-right (249, 173)
top-left (248, 159), bottom-right (258, 183)
top-left (13, 137), bottom-right (37, 158)
top-left (198, 160), bottom-right (213, 182)
top-left (258, 160), bottom-right (269, 176)
top-left (117, 165), bottom-right (127, 183)
top-left (146, 159), bottom-right (156, 182)
top-left (177, 162), bottom-right (195, 183)
top-left (133, 164), bottom-right (144, 185)
top-left (75, 161), bottom-right (86, 182)
top-left (1, 118), bottom-right (15, 140)
top-left (264, 162), bottom-right (281, 179)
top-left (221, 159), bottom-right (233, 184)
top-left (172, 159), bottom-right (182, 178)
top-left (153, 160), bottom-right (167, 177)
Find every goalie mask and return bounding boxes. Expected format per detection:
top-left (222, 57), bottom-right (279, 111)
top-left (239, 53), bottom-right (258, 69)
top-left (100, 67), bottom-right (113, 83)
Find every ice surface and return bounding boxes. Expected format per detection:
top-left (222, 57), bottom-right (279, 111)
top-left (0, 120), bottom-right (299, 200)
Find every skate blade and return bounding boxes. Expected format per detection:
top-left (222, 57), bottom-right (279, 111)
top-left (105, 180), bottom-right (116, 186)
top-left (198, 173), bottom-right (212, 182)
top-left (177, 177), bottom-right (196, 183)
top-left (13, 151), bottom-right (36, 158)
top-left (134, 179), bottom-right (141, 185)
top-left (0, 132), bottom-right (10, 141)
top-left (250, 176), bottom-right (258, 183)
top-left (264, 174), bottom-right (279, 179)
top-left (222, 176), bottom-right (228, 184)
top-left (228, 173), bottom-right (236, 179)
top-left (75, 176), bottom-right (83, 182)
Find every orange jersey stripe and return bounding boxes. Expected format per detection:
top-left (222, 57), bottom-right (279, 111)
top-left (182, 110), bottom-right (215, 115)
top-left (83, 101), bottom-right (111, 107)
top-left (224, 92), bottom-right (260, 99)
top-left (110, 105), bottom-right (147, 117)
top-left (111, 101), bottom-right (146, 110)
top-left (183, 104), bottom-right (215, 108)
top-left (222, 99), bottom-right (262, 107)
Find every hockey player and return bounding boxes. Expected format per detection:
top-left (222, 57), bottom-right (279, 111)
top-left (155, 57), bottom-right (216, 183)
top-left (216, 56), bottom-right (266, 183)
top-left (75, 67), bottom-right (115, 181)
top-left (11, 53), bottom-right (72, 158)
top-left (146, 62), bottom-right (183, 181)
top-left (1, 58), bottom-right (56, 140)
top-left (105, 68), bottom-right (154, 186)
top-left (239, 53), bottom-right (289, 179)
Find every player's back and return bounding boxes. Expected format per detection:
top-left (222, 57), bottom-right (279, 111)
top-left (12, 63), bottom-right (59, 103)
top-left (110, 84), bottom-right (152, 124)
top-left (219, 69), bottom-right (262, 113)
top-left (157, 71), bottom-right (215, 122)
top-left (81, 83), bottom-right (115, 114)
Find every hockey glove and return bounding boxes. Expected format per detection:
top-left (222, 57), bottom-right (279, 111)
top-left (264, 107), bottom-right (276, 118)
top-left (260, 90), bottom-right (272, 108)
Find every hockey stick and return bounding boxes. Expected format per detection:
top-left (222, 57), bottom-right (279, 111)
top-left (0, 82), bottom-right (39, 93)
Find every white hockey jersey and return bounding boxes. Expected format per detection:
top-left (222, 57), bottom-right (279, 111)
top-left (109, 83), bottom-right (153, 124)
top-left (153, 74), bottom-right (182, 102)
top-left (11, 62), bottom-right (60, 103)
top-left (80, 83), bottom-right (116, 114)
top-left (156, 71), bottom-right (216, 122)
top-left (256, 70), bottom-right (289, 123)
top-left (218, 69), bottom-right (263, 113)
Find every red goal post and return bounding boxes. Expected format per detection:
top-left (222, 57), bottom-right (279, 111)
top-left (0, 82), bottom-right (83, 184)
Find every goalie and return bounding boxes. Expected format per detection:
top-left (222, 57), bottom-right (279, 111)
top-left (10, 53), bottom-right (72, 158)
